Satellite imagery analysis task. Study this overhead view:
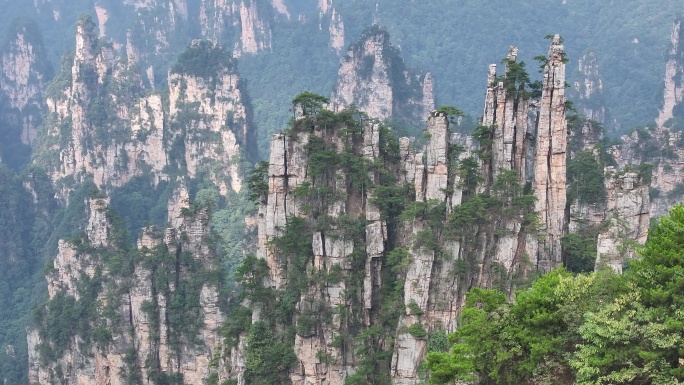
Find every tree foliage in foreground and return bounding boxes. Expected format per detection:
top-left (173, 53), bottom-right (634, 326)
top-left (427, 204), bottom-right (684, 385)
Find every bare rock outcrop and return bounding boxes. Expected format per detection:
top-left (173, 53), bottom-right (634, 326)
top-left (330, 26), bottom-right (434, 125)
top-left (531, 35), bottom-right (568, 272)
top-left (657, 18), bottom-right (684, 128)
top-left (572, 51), bottom-right (607, 125)
top-left (29, 190), bottom-right (227, 385)
top-left (595, 168), bottom-right (650, 272)
top-left (199, 0), bottom-right (273, 56)
top-left (0, 18), bottom-right (50, 147)
top-left (36, 19), bottom-right (254, 199)
top-left (481, 46), bottom-right (532, 188)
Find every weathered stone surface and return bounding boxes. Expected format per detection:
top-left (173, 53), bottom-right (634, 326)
top-left (330, 26), bottom-right (434, 125)
top-left (0, 20), bottom-right (49, 147)
top-left (38, 30), bottom-right (253, 200)
top-left (596, 168), bottom-right (650, 272)
top-left (657, 19), bottom-right (684, 128)
top-left (481, 47), bottom-right (531, 187)
top-left (531, 35), bottom-right (568, 272)
top-left (29, 192), bottom-right (227, 385)
top-left (423, 113), bottom-right (450, 201)
top-left (573, 51), bottom-right (607, 124)
top-left (199, 0), bottom-right (272, 56)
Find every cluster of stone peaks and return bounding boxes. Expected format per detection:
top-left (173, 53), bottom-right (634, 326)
top-left (240, 35), bottom-right (649, 384)
top-left (28, 35), bottom-right (651, 385)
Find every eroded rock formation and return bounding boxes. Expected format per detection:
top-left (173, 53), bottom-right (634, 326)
top-left (199, 0), bottom-right (273, 56)
top-left (531, 35), bottom-right (568, 272)
top-left (28, 191), bottom-right (228, 385)
top-left (572, 51), bottom-right (607, 125)
top-left (330, 25), bottom-right (434, 125)
top-left (0, 18), bottom-right (51, 168)
top-left (234, 36), bottom-right (651, 385)
top-left (596, 168), bottom-right (650, 272)
top-left (35, 17), bottom-right (254, 199)
top-left (26, 31), bottom-right (657, 385)
top-left (657, 18), bottom-right (684, 128)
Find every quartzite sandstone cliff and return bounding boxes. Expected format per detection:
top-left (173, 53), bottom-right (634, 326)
top-left (28, 34), bottom-right (655, 385)
top-left (35, 16), bottom-right (254, 200)
top-left (330, 26), bottom-right (434, 126)
top-left (29, 190), bottom-right (229, 385)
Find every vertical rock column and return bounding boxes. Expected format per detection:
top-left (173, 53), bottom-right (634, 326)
top-left (532, 35), bottom-right (568, 271)
top-left (257, 130), bottom-right (309, 289)
top-left (363, 122), bottom-right (387, 326)
top-left (657, 18), bottom-right (684, 127)
top-left (482, 46), bottom-right (530, 187)
top-left (391, 112), bottom-right (450, 385)
top-left (479, 47), bottom-right (532, 273)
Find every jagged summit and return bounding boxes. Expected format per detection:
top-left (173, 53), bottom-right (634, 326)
top-left (330, 25), bottom-right (434, 126)
top-left (25, 34), bottom-right (655, 385)
top-left (34, 20), bottom-right (256, 199)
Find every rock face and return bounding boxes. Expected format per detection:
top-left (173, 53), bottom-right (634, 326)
top-left (318, 0), bottom-right (345, 53)
top-left (607, 19), bottom-right (684, 219)
top-left (330, 25), bottom-right (434, 125)
top-left (657, 18), bottom-right (684, 128)
top-left (0, 18), bottom-right (51, 167)
top-left (566, 117), bottom-right (651, 272)
top-left (596, 168), bottom-right (650, 272)
top-left (35, 17), bottom-right (254, 199)
top-left (233, 37), bottom-right (651, 385)
top-left (481, 46), bottom-right (532, 187)
top-left (572, 51), bottom-right (607, 125)
top-left (532, 35), bottom-right (568, 272)
top-left (26, 35), bottom-right (655, 385)
top-left (199, 0), bottom-right (273, 56)
top-left (28, 191), bottom-right (228, 385)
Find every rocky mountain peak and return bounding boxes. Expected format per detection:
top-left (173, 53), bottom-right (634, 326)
top-left (532, 33), bottom-right (568, 271)
top-left (74, 15), bottom-right (98, 66)
top-left (0, 17), bottom-right (51, 166)
top-left (35, 24), bottom-right (255, 199)
top-left (330, 25), bottom-right (434, 125)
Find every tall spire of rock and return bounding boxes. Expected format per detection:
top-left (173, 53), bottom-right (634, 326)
top-left (481, 46), bottom-right (531, 187)
top-left (531, 35), bottom-right (568, 271)
top-left (0, 17), bottom-right (51, 167)
top-left (656, 18), bottom-right (684, 128)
